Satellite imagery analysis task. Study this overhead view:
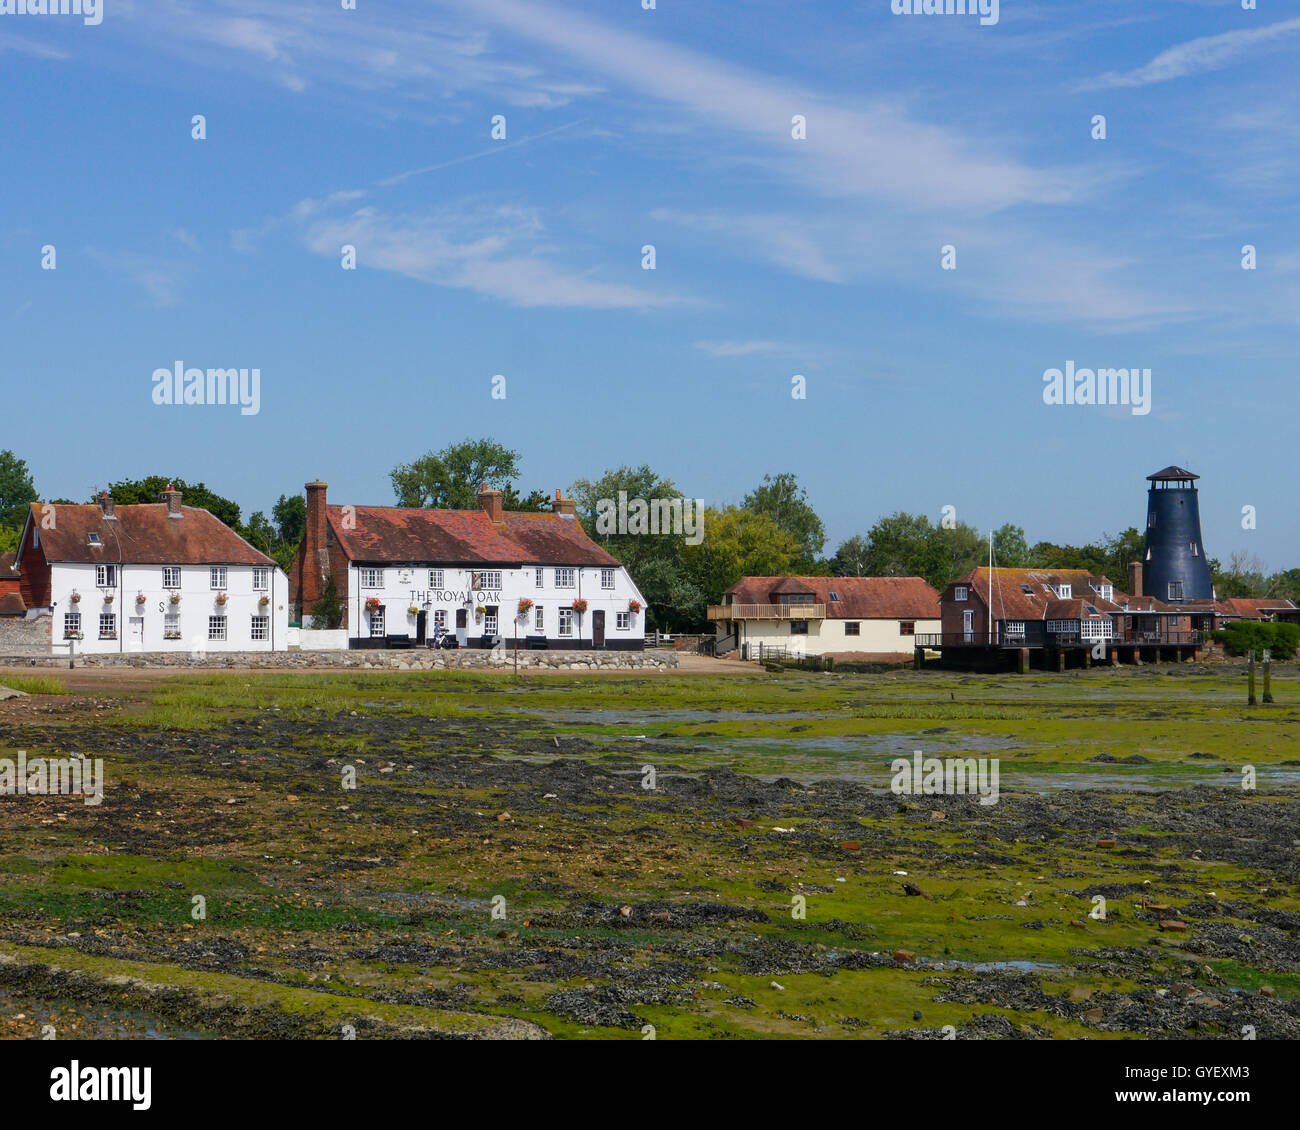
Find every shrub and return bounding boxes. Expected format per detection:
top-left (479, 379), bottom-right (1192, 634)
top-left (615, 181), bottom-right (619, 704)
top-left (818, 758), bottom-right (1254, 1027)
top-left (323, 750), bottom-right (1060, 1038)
top-left (1213, 620), bottom-right (1300, 658)
top-left (310, 573), bottom-right (345, 630)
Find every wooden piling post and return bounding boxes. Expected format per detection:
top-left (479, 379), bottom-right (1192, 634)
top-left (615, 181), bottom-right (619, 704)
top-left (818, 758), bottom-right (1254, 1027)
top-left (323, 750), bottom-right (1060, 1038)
top-left (1263, 649), bottom-right (1273, 704)
top-left (1248, 650), bottom-right (1257, 706)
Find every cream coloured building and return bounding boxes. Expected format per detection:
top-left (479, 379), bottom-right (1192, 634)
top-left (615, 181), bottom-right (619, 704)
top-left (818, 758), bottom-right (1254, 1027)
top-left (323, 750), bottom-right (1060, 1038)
top-left (708, 575), bottom-right (940, 661)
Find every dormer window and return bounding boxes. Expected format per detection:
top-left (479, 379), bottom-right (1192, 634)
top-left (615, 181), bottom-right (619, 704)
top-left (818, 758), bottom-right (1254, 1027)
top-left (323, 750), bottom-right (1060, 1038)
top-left (1092, 583), bottom-right (1113, 602)
top-left (954, 586), bottom-right (968, 602)
top-left (1057, 584), bottom-right (1072, 598)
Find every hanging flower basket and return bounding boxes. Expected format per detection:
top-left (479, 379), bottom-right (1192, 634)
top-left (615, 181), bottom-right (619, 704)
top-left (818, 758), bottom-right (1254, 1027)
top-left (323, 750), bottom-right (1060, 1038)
top-left (365, 597), bottom-right (382, 612)
top-left (214, 592), bottom-right (229, 606)
top-left (69, 591), bottom-right (82, 605)
top-left (169, 592), bottom-right (182, 605)
top-left (517, 598), bottom-right (534, 615)
top-left (628, 599), bottom-right (641, 614)
top-left (103, 593), bottom-right (115, 604)
top-left (474, 605), bottom-right (486, 620)
top-left (407, 605), bottom-right (420, 616)
top-left (259, 595), bottom-right (270, 607)
top-left (571, 598), bottom-right (588, 614)
top-left (135, 592), bottom-right (147, 605)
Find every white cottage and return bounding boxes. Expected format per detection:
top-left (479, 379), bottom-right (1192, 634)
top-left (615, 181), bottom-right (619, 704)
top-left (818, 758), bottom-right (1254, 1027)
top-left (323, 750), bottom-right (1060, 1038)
top-left (293, 482), bottom-right (647, 650)
top-left (12, 487), bottom-right (289, 655)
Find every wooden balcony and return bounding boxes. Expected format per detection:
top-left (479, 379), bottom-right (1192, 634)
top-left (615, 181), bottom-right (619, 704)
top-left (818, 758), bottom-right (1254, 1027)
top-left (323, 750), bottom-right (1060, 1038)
top-left (707, 603), bottom-right (826, 621)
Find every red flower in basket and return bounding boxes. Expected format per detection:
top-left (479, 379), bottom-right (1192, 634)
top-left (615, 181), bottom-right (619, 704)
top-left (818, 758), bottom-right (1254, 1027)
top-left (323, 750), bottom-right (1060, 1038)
top-left (571, 598), bottom-right (588, 614)
top-left (628, 599), bottom-right (641, 614)
top-left (365, 596), bottom-right (382, 612)
top-left (517, 597), bottom-right (534, 615)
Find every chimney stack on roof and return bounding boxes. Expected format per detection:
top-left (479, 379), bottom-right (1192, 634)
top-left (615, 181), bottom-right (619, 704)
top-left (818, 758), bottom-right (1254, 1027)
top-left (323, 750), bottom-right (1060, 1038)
top-left (162, 484), bottom-right (183, 517)
top-left (553, 488), bottom-right (576, 518)
top-left (1128, 560), bottom-right (1142, 599)
top-left (99, 491), bottom-right (115, 520)
top-left (478, 483), bottom-right (504, 524)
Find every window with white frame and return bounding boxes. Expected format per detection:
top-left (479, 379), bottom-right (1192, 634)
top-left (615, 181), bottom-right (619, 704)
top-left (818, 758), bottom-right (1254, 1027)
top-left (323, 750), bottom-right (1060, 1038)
top-left (433, 610), bottom-right (447, 632)
top-left (555, 568), bottom-right (575, 589)
top-left (558, 608), bottom-right (574, 636)
top-left (535, 567), bottom-right (544, 588)
top-left (534, 606), bottom-right (544, 632)
top-left (1081, 618), bottom-right (1113, 640)
top-left (472, 570), bottom-right (502, 590)
top-left (99, 612), bottom-right (116, 639)
top-left (1004, 621), bottom-right (1025, 636)
top-left (96, 565), bottom-right (117, 588)
top-left (64, 612), bottom-right (81, 638)
top-left (252, 567), bottom-right (270, 590)
top-left (210, 566), bottom-right (227, 590)
top-left (163, 566), bottom-right (181, 589)
top-left (360, 568), bottom-right (383, 589)
top-left (601, 568), bottom-right (615, 589)
top-left (954, 586), bottom-right (968, 601)
top-left (1056, 584), bottom-right (1072, 598)
top-left (1168, 581), bottom-right (1184, 601)
top-left (484, 608), bottom-right (498, 635)
top-left (369, 607), bottom-right (385, 637)
top-left (208, 615), bottom-right (227, 641)
top-left (1047, 619), bottom-right (1077, 633)
top-left (429, 569), bottom-right (444, 588)
top-left (164, 613), bottom-right (181, 639)
top-left (250, 615), bottom-right (269, 641)
top-left (616, 612), bottom-right (630, 630)
top-left (1093, 583), bottom-right (1113, 602)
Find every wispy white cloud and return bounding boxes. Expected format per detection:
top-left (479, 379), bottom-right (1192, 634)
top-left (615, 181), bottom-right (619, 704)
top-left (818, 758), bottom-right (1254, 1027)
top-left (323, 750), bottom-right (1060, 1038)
top-left (0, 30), bottom-right (69, 60)
top-left (693, 340), bottom-right (787, 358)
top-left (296, 199), bottom-right (679, 310)
top-left (1083, 17), bottom-right (1300, 89)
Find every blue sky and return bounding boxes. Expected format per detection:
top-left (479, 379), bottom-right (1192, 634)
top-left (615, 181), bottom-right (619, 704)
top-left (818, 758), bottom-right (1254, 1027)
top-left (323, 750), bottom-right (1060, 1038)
top-left (2, 0), bottom-right (1297, 569)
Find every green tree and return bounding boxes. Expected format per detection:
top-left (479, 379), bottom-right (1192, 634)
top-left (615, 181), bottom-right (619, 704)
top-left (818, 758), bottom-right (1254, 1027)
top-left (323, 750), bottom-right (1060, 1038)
top-left (742, 473), bottom-right (826, 564)
top-left (992, 523), bottom-right (1030, 568)
top-left (830, 534), bottom-right (871, 577)
top-left (682, 506), bottom-right (800, 607)
top-left (272, 493), bottom-right (306, 546)
top-left (100, 476), bottom-right (243, 530)
top-left (0, 450), bottom-right (38, 531)
top-left (391, 438), bottom-right (523, 509)
top-left (571, 464), bottom-right (704, 630)
top-left (0, 525), bottom-right (19, 554)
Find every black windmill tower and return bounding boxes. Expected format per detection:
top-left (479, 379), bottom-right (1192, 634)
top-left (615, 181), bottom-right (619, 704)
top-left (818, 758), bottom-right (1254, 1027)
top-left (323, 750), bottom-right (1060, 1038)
top-left (1142, 466), bottom-right (1213, 603)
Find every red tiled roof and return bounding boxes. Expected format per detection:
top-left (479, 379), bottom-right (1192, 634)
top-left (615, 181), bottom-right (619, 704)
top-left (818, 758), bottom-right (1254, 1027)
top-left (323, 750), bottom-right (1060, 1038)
top-left (23, 503), bottom-right (276, 567)
top-left (724, 576), bottom-right (940, 619)
top-left (947, 567), bottom-right (1150, 620)
top-left (0, 592), bottom-right (26, 615)
top-left (326, 506), bottom-right (621, 567)
top-left (1217, 597), bottom-right (1298, 618)
top-left (0, 552), bottom-right (16, 576)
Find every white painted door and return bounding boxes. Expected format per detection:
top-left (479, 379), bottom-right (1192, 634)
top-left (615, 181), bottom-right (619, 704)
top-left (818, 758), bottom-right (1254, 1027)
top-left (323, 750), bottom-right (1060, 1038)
top-left (962, 610), bottom-right (974, 643)
top-left (128, 616), bottom-right (145, 651)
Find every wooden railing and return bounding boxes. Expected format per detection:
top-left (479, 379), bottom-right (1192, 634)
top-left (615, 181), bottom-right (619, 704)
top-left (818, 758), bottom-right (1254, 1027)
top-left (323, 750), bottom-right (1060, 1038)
top-left (706, 603), bottom-right (826, 621)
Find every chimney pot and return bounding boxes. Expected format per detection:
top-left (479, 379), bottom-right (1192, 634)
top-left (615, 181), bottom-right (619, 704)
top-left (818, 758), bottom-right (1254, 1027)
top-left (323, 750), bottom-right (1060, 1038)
top-left (99, 491), bottom-right (115, 519)
top-left (162, 486), bottom-right (183, 517)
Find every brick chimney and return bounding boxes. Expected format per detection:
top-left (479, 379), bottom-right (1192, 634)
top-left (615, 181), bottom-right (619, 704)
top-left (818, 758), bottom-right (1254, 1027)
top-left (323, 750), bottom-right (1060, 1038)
top-left (1127, 561), bottom-right (1143, 599)
top-left (162, 484), bottom-right (183, 517)
top-left (302, 481), bottom-right (330, 610)
top-left (99, 491), bottom-right (115, 520)
top-left (478, 483), bottom-right (504, 524)
top-left (553, 488), bottom-right (576, 518)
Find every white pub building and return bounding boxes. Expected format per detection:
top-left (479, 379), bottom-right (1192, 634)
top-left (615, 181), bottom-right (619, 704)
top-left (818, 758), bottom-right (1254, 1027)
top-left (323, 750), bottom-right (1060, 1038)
top-left (293, 481), bottom-right (647, 650)
top-left (12, 487), bottom-right (289, 655)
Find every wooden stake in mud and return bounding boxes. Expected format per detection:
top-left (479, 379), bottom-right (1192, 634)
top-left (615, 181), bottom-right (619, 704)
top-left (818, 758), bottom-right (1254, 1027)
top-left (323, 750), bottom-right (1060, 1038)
top-left (1247, 650), bottom-right (1257, 706)
top-left (1263, 649), bottom-right (1273, 704)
